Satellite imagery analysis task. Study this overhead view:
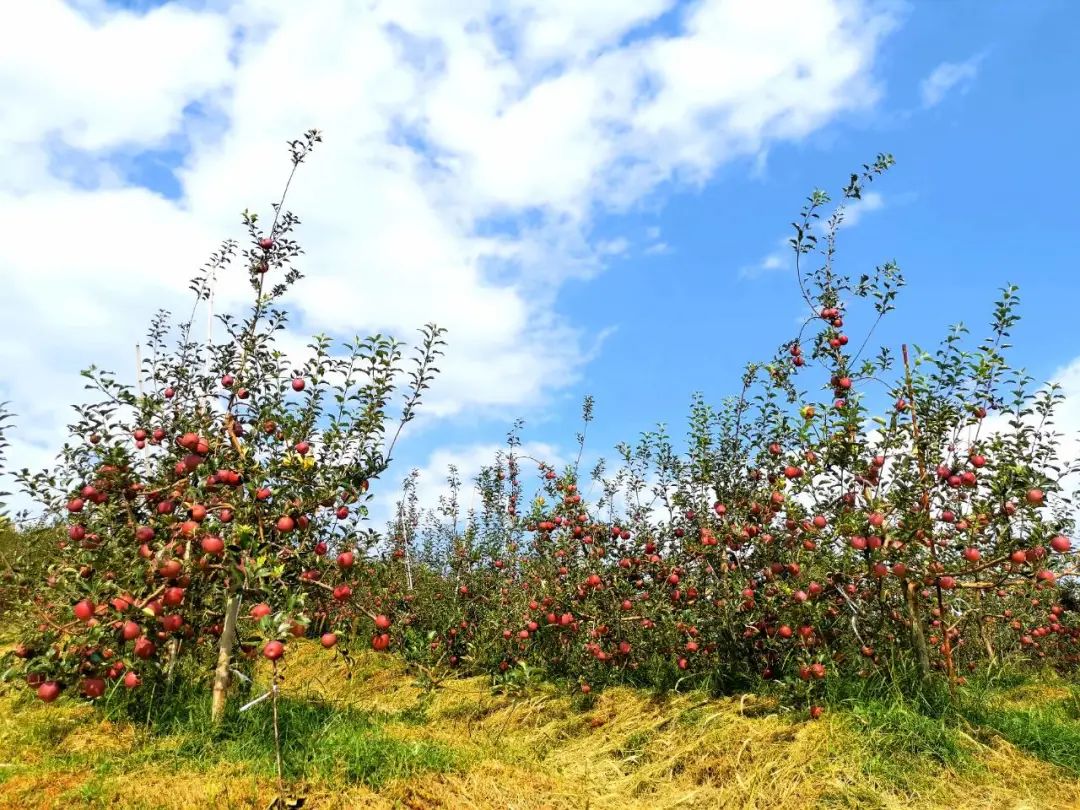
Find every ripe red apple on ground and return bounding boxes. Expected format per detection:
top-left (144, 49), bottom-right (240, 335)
top-left (73, 600), bottom-right (94, 622)
top-left (81, 678), bottom-right (106, 699)
top-left (134, 638), bottom-right (156, 659)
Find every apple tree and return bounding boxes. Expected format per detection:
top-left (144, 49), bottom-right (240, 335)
top-left (5, 130), bottom-right (445, 720)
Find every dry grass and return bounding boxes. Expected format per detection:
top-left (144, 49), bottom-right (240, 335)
top-left (2, 643), bottom-right (1080, 809)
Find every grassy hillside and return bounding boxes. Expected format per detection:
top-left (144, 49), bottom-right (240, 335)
top-left (2, 641), bottom-right (1080, 809)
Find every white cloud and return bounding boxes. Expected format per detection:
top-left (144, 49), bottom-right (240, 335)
top-left (1049, 358), bottom-right (1080, 524)
top-left (920, 54), bottom-right (984, 108)
top-left (0, 2), bottom-right (234, 193)
top-left (597, 237), bottom-right (630, 256)
top-left (945, 355), bottom-right (1080, 533)
top-left (836, 189), bottom-right (884, 228)
top-left (370, 440), bottom-right (569, 529)
top-left (740, 240), bottom-right (790, 279)
top-left (643, 225), bottom-right (671, 255)
top-left (0, 0), bottom-right (901, 509)
top-left (740, 189), bottom-right (885, 279)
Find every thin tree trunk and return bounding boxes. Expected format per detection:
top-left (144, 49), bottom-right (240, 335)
top-left (905, 580), bottom-right (931, 680)
top-left (978, 591), bottom-right (997, 665)
top-left (211, 593), bottom-right (242, 723)
top-left (165, 638), bottom-right (181, 683)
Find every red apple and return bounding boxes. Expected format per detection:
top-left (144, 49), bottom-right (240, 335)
top-left (134, 638), bottom-right (156, 659)
top-left (201, 536), bottom-right (225, 555)
top-left (81, 678), bottom-right (106, 699)
top-left (73, 600), bottom-right (94, 622)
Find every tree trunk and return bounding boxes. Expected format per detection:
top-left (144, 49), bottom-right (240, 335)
top-left (977, 591), bottom-right (997, 665)
top-left (211, 593), bottom-right (242, 723)
top-left (905, 580), bottom-right (931, 680)
top-left (165, 638), bottom-right (181, 683)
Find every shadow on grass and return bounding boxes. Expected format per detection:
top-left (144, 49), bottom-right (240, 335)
top-left (155, 691), bottom-right (459, 788)
top-left (0, 680), bottom-right (461, 792)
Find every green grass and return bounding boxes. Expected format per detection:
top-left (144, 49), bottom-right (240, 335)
top-left (4, 645), bottom-right (1080, 809)
top-left (959, 696), bottom-right (1080, 775)
top-left (144, 691), bottom-right (461, 788)
top-left (170, 696), bottom-right (458, 787)
top-left (0, 680), bottom-right (462, 793)
top-left (845, 697), bottom-right (972, 791)
top-left (818, 665), bottom-right (1080, 785)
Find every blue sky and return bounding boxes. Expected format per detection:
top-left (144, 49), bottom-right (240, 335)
top-left (2, 0), bottom-right (1078, 520)
top-left (564, 0), bottom-right (1079, 453)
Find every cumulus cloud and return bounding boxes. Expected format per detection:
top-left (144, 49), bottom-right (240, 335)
top-left (0, 0), bottom-right (901, 508)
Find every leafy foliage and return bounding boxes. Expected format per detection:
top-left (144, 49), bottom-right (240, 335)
top-left (2, 150), bottom-right (1077, 725)
top-left (1, 131), bottom-right (444, 712)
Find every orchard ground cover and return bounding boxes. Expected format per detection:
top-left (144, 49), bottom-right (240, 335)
top-left (2, 636), bottom-right (1080, 809)
top-left (0, 133), bottom-right (1078, 808)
